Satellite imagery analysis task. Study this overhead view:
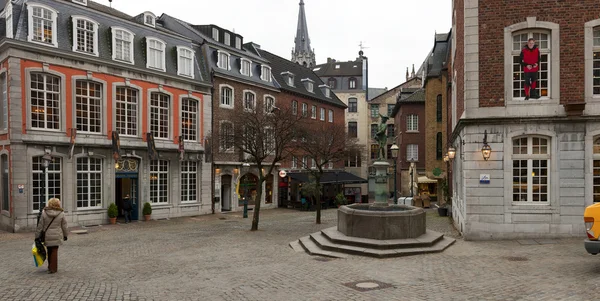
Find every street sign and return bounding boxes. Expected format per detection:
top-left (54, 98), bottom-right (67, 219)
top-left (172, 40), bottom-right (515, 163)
top-left (279, 170), bottom-right (287, 178)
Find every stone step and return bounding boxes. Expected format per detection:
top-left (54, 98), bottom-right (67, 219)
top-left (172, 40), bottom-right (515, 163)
top-left (298, 236), bottom-right (348, 259)
top-left (321, 227), bottom-right (444, 249)
top-left (310, 232), bottom-right (455, 258)
top-left (288, 240), bottom-right (304, 252)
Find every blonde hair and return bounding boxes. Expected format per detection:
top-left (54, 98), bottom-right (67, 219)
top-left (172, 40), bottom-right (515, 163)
top-left (47, 198), bottom-right (61, 209)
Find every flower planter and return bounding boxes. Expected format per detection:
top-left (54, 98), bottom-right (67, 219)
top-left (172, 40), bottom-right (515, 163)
top-left (109, 217), bottom-right (117, 224)
top-left (144, 215), bottom-right (151, 221)
top-left (437, 207), bottom-right (448, 217)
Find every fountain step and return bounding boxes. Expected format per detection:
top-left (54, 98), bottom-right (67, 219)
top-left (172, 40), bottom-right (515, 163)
top-left (289, 240), bottom-right (304, 253)
top-left (297, 236), bottom-right (349, 259)
top-left (310, 231), bottom-right (455, 258)
top-left (321, 227), bottom-right (444, 249)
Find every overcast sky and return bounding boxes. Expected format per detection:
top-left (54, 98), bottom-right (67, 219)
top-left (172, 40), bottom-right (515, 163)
top-left (94, 0), bottom-right (451, 89)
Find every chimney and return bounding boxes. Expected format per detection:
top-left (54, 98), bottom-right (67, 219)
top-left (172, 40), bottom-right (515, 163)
top-left (327, 57), bottom-right (332, 63)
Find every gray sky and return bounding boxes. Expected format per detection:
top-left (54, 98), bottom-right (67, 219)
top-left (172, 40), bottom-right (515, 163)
top-left (94, 0), bottom-right (451, 89)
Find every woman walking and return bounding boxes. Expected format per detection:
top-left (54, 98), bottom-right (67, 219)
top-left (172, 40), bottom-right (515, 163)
top-left (35, 198), bottom-right (68, 274)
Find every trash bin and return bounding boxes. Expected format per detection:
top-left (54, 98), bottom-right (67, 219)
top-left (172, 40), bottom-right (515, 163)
top-left (397, 197), bottom-right (406, 205)
top-left (403, 197), bottom-right (414, 206)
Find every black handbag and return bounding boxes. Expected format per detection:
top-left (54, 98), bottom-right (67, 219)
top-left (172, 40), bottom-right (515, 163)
top-left (38, 215), bottom-right (57, 244)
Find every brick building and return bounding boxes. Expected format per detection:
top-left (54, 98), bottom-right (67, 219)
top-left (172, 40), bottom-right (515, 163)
top-left (0, 0), bottom-right (212, 232)
top-left (449, 0), bottom-right (600, 239)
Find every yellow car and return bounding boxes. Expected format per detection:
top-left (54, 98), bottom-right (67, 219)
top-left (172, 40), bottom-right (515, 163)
top-left (584, 203), bottom-right (600, 255)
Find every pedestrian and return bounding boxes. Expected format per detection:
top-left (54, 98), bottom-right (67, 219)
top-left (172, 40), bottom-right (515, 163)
top-left (520, 38), bottom-right (541, 100)
top-left (35, 198), bottom-right (68, 274)
top-left (123, 194), bottom-right (132, 223)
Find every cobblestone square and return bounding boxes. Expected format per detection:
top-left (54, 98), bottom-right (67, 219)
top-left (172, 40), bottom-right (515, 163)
top-left (0, 209), bottom-right (597, 301)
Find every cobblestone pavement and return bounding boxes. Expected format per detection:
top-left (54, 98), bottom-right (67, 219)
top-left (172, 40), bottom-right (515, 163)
top-left (0, 207), bottom-right (597, 301)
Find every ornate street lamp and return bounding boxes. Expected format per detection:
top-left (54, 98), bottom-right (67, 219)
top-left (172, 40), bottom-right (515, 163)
top-left (241, 162), bottom-right (251, 218)
top-left (390, 143), bottom-right (399, 204)
top-left (447, 146), bottom-right (456, 160)
top-left (481, 130), bottom-right (492, 161)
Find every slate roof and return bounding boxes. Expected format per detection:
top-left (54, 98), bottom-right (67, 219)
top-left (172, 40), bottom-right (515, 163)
top-left (425, 31), bottom-right (451, 78)
top-left (368, 88), bottom-right (388, 101)
top-left (255, 48), bottom-right (346, 108)
top-left (6, 0), bottom-right (209, 84)
top-left (312, 59), bottom-right (363, 77)
top-left (390, 88), bottom-right (425, 117)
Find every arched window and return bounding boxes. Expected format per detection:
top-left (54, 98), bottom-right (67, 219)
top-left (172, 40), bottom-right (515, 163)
top-left (436, 94), bottom-right (442, 122)
top-left (220, 85), bottom-right (233, 108)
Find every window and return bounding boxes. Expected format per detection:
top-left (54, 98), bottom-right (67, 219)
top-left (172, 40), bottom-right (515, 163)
top-left (288, 75), bottom-right (295, 86)
top-left (212, 28), bottom-right (219, 40)
top-left (292, 156), bottom-right (297, 169)
top-left (512, 31), bottom-right (550, 98)
top-left (328, 161), bottom-right (333, 169)
top-left (264, 127), bottom-right (275, 154)
top-left (144, 14), bottom-right (155, 27)
top-left (76, 157), bottom-right (102, 209)
top-left (28, 4), bottom-right (58, 47)
top-left (32, 156), bottom-right (61, 211)
top-left (264, 96), bottom-right (275, 114)
top-left (181, 98), bottom-right (198, 141)
top-left (387, 104), bottom-right (395, 116)
top-left (177, 46), bottom-right (194, 78)
top-left (370, 104), bottom-right (379, 118)
top-left (224, 32), bottom-right (230, 46)
top-left (349, 78), bottom-right (357, 89)
top-left (220, 86), bottom-right (233, 108)
top-left (324, 87), bottom-right (331, 98)
top-left (328, 78), bottom-right (336, 89)
top-left (370, 124), bottom-right (377, 139)
top-left (302, 103), bottom-right (308, 117)
top-left (75, 80), bottom-right (102, 133)
top-left (348, 122), bottom-right (357, 138)
top-left (292, 100), bottom-right (298, 115)
top-left (0, 73), bottom-right (7, 130)
top-left (0, 154), bottom-right (8, 213)
top-left (115, 87), bottom-right (138, 136)
top-left (387, 124), bottom-right (394, 138)
top-left (219, 122), bottom-right (234, 152)
top-left (311, 158), bottom-right (316, 169)
top-left (150, 92), bottom-right (170, 139)
top-left (217, 51), bottom-right (230, 70)
top-left (235, 37), bottom-right (241, 49)
top-left (345, 152), bottom-right (361, 167)
top-left (302, 156), bottom-right (308, 169)
top-left (244, 91), bottom-right (256, 111)
top-left (593, 137), bottom-right (600, 202)
top-left (72, 17), bottom-right (98, 55)
top-left (436, 94), bottom-right (442, 122)
top-left (240, 58), bottom-right (252, 76)
top-left (147, 38), bottom-right (168, 71)
top-left (407, 114), bottom-right (418, 132)
top-left (320, 108), bottom-right (325, 121)
top-left (261, 65), bottom-right (271, 82)
top-left (112, 28), bottom-right (134, 63)
top-left (181, 161), bottom-right (198, 203)
top-left (512, 136), bottom-right (550, 202)
top-left (406, 144), bottom-right (418, 161)
top-left (150, 160), bottom-right (169, 204)
top-left (348, 98), bottom-right (358, 112)
top-left (370, 144), bottom-right (378, 159)
top-left (30, 73), bottom-right (60, 130)
top-left (328, 110), bottom-right (333, 123)
top-left (311, 105), bottom-right (317, 119)
top-left (593, 27), bottom-right (600, 95)
top-left (436, 132), bottom-right (443, 160)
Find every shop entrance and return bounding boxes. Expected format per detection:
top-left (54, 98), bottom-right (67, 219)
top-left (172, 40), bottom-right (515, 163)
top-left (115, 158), bottom-right (140, 221)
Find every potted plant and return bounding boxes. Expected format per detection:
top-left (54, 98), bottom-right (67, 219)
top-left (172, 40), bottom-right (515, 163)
top-left (334, 193), bottom-right (347, 208)
top-left (107, 203), bottom-right (118, 224)
top-left (142, 202), bottom-right (152, 221)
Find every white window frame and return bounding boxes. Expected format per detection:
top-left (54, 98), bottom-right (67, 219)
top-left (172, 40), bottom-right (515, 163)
top-left (302, 103), bottom-right (308, 117)
top-left (292, 100), bottom-right (298, 115)
top-left (264, 95), bottom-right (275, 114)
top-left (72, 16), bottom-right (99, 56)
top-left (349, 78), bottom-right (357, 89)
top-left (406, 144), bottom-right (418, 162)
top-left (302, 78), bottom-right (314, 93)
top-left (74, 80), bottom-right (102, 134)
top-left (30, 72), bottom-right (61, 131)
top-left (243, 90), bottom-right (256, 112)
top-left (292, 156), bottom-right (297, 169)
top-left (219, 84), bottom-right (234, 109)
top-left (27, 3), bottom-right (58, 47)
top-left (320, 108), bottom-right (325, 121)
top-left (288, 76), bottom-right (295, 86)
top-left (72, 0), bottom-right (87, 5)
top-left (585, 19), bottom-right (600, 103)
top-left (180, 161), bottom-right (198, 203)
top-left (32, 156), bottom-right (61, 212)
top-left (311, 158), bottom-right (316, 169)
top-left (76, 157), bottom-right (102, 209)
top-left (219, 121), bottom-right (234, 152)
top-left (328, 161), bottom-right (333, 169)
top-left (212, 28), bottom-right (219, 41)
top-left (115, 86), bottom-right (139, 137)
top-left (177, 46), bottom-right (195, 78)
top-left (407, 114), bottom-right (418, 132)
top-left (371, 104), bottom-right (379, 118)
top-left (217, 50), bottom-right (231, 70)
top-left (150, 160), bottom-right (169, 204)
top-left (235, 37), bottom-right (241, 49)
top-left (5, 1), bottom-right (13, 39)
top-left (149, 92), bottom-right (171, 140)
top-left (311, 105), bottom-right (317, 119)
top-left (261, 65), bottom-right (271, 82)
top-left (146, 37), bottom-right (166, 72)
top-left (224, 32), bottom-right (230, 46)
top-left (511, 136), bottom-right (551, 203)
top-left (240, 58), bottom-right (253, 76)
top-left (302, 156), bottom-right (308, 169)
top-left (510, 31), bottom-right (551, 100)
top-left (143, 12), bottom-right (156, 27)
top-left (111, 27), bottom-right (135, 64)
top-left (181, 97), bottom-right (199, 142)
top-left (328, 109), bottom-right (333, 123)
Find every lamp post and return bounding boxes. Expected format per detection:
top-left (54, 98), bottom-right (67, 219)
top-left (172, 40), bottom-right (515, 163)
top-left (409, 158), bottom-right (415, 197)
top-left (241, 162), bottom-right (250, 218)
top-left (390, 143), bottom-right (399, 204)
top-left (37, 152), bottom-right (53, 225)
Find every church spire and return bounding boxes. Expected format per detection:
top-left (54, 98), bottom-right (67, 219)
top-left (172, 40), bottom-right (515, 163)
top-left (406, 67), bottom-right (409, 81)
top-left (291, 0), bottom-right (315, 67)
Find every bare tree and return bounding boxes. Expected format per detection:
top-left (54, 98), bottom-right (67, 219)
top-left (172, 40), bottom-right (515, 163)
top-left (294, 122), bottom-right (364, 224)
top-left (231, 105), bottom-right (301, 231)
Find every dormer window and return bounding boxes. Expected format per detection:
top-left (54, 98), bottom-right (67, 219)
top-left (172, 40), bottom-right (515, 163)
top-left (72, 16), bottom-right (99, 56)
top-left (111, 27), bottom-right (135, 64)
top-left (146, 37), bottom-right (166, 71)
top-left (143, 12), bottom-right (156, 28)
top-left (349, 77), bottom-right (357, 89)
top-left (212, 28), bottom-right (219, 41)
top-left (235, 37), bottom-right (242, 49)
top-left (224, 32), bottom-right (230, 46)
top-left (72, 0), bottom-right (87, 5)
top-left (319, 84), bottom-right (331, 98)
top-left (240, 58), bottom-right (252, 76)
top-left (281, 72), bottom-right (295, 87)
top-left (301, 78), bottom-right (315, 93)
top-left (27, 4), bottom-right (59, 47)
top-left (261, 65), bottom-right (271, 82)
top-left (217, 50), bottom-right (231, 70)
top-left (177, 46), bottom-right (194, 78)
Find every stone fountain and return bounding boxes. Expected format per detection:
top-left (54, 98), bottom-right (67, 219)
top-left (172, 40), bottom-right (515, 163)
top-left (290, 114), bottom-right (455, 258)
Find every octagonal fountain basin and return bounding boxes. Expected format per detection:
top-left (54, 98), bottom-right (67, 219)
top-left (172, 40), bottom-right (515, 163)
top-left (337, 203), bottom-right (426, 240)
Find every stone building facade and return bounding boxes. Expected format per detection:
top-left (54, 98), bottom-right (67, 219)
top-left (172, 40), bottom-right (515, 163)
top-left (450, 0), bottom-right (600, 239)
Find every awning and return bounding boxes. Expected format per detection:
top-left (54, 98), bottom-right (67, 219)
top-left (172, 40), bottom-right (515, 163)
top-left (287, 171), bottom-right (368, 184)
top-left (418, 176), bottom-right (438, 184)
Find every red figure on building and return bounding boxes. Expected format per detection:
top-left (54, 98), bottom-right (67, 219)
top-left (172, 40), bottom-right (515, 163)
top-left (520, 38), bottom-right (541, 100)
